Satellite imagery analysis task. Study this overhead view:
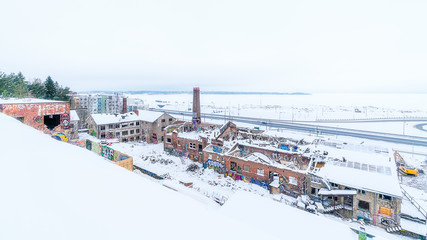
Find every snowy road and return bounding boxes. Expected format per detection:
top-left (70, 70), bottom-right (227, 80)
top-left (153, 109), bottom-right (427, 147)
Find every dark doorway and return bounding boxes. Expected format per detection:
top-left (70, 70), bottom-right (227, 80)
top-left (198, 144), bottom-right (203, 152)
top-left (44, 114), bottom-right (60, 130)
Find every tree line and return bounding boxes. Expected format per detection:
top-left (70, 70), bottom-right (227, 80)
top-left (0, 71), bottom-right (71, 101)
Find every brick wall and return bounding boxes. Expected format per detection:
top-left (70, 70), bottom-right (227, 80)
top-left (0, 101), bottom-right (70, 134)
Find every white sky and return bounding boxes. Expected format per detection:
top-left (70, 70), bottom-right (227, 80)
top-left (1, 0), bottom-right (426, 93)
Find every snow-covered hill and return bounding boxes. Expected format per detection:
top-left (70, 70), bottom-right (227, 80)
top-left (0, 113), bottom-right (390, 240)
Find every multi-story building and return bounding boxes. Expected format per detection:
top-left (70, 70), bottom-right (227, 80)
top-left (87, 110), bottom-right (175, 143)
top-left (71, 93), bottom-right (124, 114)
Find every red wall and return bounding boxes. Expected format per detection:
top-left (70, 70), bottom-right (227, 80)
top-left (0, 101), bottom-right (71, 134)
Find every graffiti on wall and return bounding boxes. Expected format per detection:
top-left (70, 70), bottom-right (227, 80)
top-left (69, 139), bottom-right (86, 147)
top-left (60, 113), bottom-right (70, 130)
top-left (225, 171), bottom-right (244, 181)
top-left (250, 178), bottom-right (270, 190)
top-left (134, 165), bottom-right (164, 180)
top-left (101, 145), bottom-right (115, 160)
top-left (165, 147), bottom-right (199, 161)
top-left (51, 133), bottom-right (69, 142)
top-left (357, 210), bottom-right (373, 222)
top-left (86, 140), bottom-right (92, 150)
top-left (89, 129), bottom-right (97, 137)
top-left (204, 160), bottom-right (225, 173)
top-left (212, 146), bottom-right (223, 153)
top-left (33, 116), bottom-right (43, 124)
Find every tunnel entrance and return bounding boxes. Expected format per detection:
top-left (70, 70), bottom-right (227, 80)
top-left (44, 114), bottom-right (61, 130)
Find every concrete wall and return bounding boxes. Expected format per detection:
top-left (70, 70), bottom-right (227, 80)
top-left (69, 139), bottom-right (133, 171)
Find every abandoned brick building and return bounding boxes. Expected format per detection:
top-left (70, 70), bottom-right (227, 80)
top-left (0, 98), bottom-right (71, 134)
top-left (163, 120), bottom-right (406, 231)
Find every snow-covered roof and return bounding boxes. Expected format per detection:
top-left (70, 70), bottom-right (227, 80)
top-left (318, 189), bottom-right (357, 196)
top-left (70, 110), bottom-right (80, 121)
top-left (137, 110), bottom-right (167, 123)
top-left (0, 113), bottom-right (282, 240)
top-left (0, 98), bottom-right (66, 104)
top-left (245, 152), bottom-right (275, 165)
top-left (90, 112), bottom-right (140, 125)
top-left (400, 218), bottom-right (427, 236)
top-left (315, 159), bottom-right (402, 198)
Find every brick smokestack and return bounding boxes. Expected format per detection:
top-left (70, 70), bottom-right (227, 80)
top-left (122, 97), bottom-right (127, 114)
top-left (192, 87), bottom-right (201, 124)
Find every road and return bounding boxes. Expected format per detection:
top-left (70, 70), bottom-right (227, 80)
top-left (153, 109), bottom-right (427, 147)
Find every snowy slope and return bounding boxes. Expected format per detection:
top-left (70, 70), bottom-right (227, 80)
top-left (0, 113), bottom-right (392, 240)
top-left (0, 113), bottom-right (275, 240)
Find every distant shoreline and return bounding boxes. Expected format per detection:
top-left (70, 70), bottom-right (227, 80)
top-left (83, 90), bottom-right (311, 95)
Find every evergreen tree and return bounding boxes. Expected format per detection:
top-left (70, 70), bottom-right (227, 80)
top-left (44, 76), bottom-right (56, 99)
top-left (28, 79), bottom-right (46, 98)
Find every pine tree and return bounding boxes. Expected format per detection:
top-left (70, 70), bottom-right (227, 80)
top-left (44, 76), bottom-right (56, 99)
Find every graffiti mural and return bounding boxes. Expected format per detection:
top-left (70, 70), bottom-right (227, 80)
top-left (212, 146), bottom-right (222, 153)
top-left (51, 133), bottom-right (69, 142)
top-left (134, 165), bottom-right (164, 180)
top-left (225, 171), bottom-right (244, 181)
top-left (250, 178), bottom-right (270, 190)
top-left (89, 129), bottom-right (97, 137)
top-left (101, 145), bottom-right (115, 160)
top-left (33, 115), bottom-right (43, 124)
top-left (69, 139), bottom-right (86, 147)
top-left (60, 113), bottom-right (70, 130)
top-left (86, 140), bottom-right (92, 150)
top-left (204, 160), bottom-right (225, 173)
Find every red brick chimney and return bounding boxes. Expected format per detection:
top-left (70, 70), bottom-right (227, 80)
top-left (122, 98), bottom-right (127, 114)
top-left (192, 87), bottom-right (201, 124)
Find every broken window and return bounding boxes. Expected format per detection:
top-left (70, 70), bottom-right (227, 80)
top-left (379, 194), bottom-right (392, 201)
top-left (230, 161), bottom-right (237, 171)
top-left (44, 115), bottom-right (60, 130)
top-left (358, 200), bottom-right (370, 211)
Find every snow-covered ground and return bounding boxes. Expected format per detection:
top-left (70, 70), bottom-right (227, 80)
top-left (80, 130), bottom-right (425, 240)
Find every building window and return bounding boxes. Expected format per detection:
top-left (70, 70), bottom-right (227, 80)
top-left (100, 125), bottom-right (105, 130)
top-left (379, 194), bottom-right (392, 201)
top-left (136, 122), bottom-right (140, 126)
top-left (136, 129), bottom-right (140, 133)
top-left (130, 122), bottom-right (134, 126)
top-left (358, 200), bottom-right (370, 211)
top-left (289, 176), bottom-right (298, 185)
top-left (311, 187), bottom-right (318, 196)
top-left (243, 165), bottom-right (250, 172)
top-left (167, 138), bottom-right (171, 143)
top-left (358, 189), bottom-right (366, 195)
top-left (130, 130), bottom-right (134, 134)
top-left (230, 161), bottom-right (237, 171)
top-left (189, 142), bottom-right (196, 149)
top-left (257, 168), bottom-right (264, 176)
top-left (101, 133), bottom-right (105, 139)
top-left (122, 123), bottom-right (128, 128)
top-left (116, 132), bottom-right (120, 137)
top-left (169, 118), bottom-right (173, 122)
top-left (161, 119), bottom-right (165, 122)
top-left (330, 182), bottom-right (339, 189)
top-left (122, 131), bottom-right (128, 136)
top-left (115, 124), bottom-right (120, 128)
top-left (108, 124), bottom-right (113, 129)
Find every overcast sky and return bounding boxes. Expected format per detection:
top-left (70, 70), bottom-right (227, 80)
top-left (1, 0), bottom-right (426, 93)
